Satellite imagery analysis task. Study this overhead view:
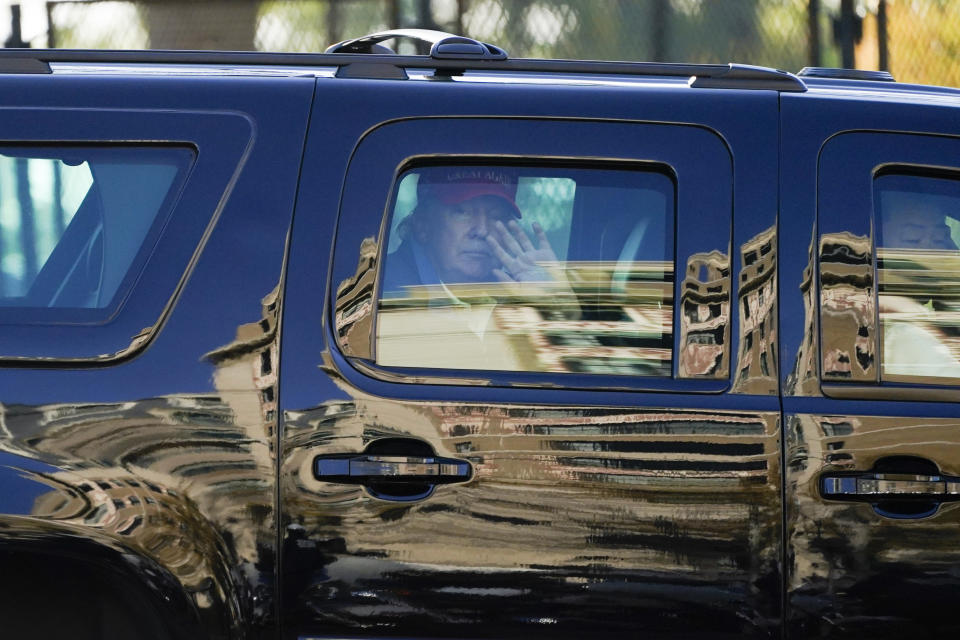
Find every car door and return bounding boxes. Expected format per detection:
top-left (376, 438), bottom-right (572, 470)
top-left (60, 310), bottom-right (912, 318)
top-left (781, 87), bottom-right (960, 638)
top-left (0, 68), bottom-right (314, 639)
top-left (281, 74), bottom-right (782, 639)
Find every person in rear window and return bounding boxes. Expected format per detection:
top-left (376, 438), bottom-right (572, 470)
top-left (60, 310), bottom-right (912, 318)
top-left (383, 167), bottom-right (561, 293)
top-left (882, 198), bottom-right (957, 251)
top-left (879, 192), bottom-right (960, 378)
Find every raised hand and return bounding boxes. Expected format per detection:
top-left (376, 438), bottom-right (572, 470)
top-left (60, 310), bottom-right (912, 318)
top-left (485, 219), bottom-right (558, 282)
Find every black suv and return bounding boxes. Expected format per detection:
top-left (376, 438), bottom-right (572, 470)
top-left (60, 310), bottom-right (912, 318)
top-left (2, 29), bottom-right (960, 640)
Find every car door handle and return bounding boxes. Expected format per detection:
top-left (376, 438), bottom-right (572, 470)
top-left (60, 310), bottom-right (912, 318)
top-left (820, 472), bottom-right (960, 498)
top-left (314, 454), bottom-right (472, 484)
top-left (819, 456), bottom-right (960, 518)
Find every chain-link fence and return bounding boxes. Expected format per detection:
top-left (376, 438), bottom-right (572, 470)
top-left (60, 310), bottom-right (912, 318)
top-left (10, 0), bottom-right (960, 87)
top-left (885, 0), bottom-right (960, 87)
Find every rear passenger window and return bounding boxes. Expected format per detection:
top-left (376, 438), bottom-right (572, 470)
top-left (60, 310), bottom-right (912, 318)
top-left (0, 146), bottom-right (193, 318)
top-left (377, 163), bottom-right (675, 376)
top-left (877, 173), bottom-right (960, 382)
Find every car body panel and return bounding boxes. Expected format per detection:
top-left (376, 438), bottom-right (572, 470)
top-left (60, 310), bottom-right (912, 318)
top-left (280, 78), bottom-right (782, 638)
top-left (0, 50), bottom-right (958, 639)
top-left (780, 86), bottom-right (960, 638)
top-left (0, 72), bottom-right (315, 639)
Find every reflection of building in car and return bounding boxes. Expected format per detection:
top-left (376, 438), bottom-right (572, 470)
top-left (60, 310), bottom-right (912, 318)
top-left (785, 232), bottom-right (819, 396)
top-left (733, 227), bottom-right (777, 394)
top-left (878, 248), bottom-right (960, 379)
top-left (1, 288), bottom-right (280, 625)
top-left (334, 237), bottom-right (378, 358)
top-left (679, 251), bottom-right (729, 377)
top-left (281, 396), bottom-right (780, 634)
top-left (819, 231), bottom-right (874, 380)
top-left (377, 260), bottom-right (672, 375)
top-left (878, 185), bottom-right (960, 380)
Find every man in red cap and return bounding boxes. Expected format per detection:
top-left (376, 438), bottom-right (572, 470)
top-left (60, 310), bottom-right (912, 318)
top-left (384, 166), bottom-right (560, 291)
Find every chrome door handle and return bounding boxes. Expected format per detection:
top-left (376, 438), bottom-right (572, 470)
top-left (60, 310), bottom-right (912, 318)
top-left (315, 454), bottom-right (472, 484)
top-left (313, 437), bottom-right (473, 501)
top-left (819, 456), bottom-right (960, 518)
top-left (820, 472), bottom-right (960, 499)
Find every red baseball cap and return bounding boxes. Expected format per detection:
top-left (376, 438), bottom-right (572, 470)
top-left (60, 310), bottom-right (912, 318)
top-left (417, 166), bottom-right (521, 218)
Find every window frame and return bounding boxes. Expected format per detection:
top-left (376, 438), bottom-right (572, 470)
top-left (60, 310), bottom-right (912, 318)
top-left (818, 130), bottom-right (960, 400)
top-left (329, 117), bottom-right (735, 393)
top-left (0, 107), bottom-right (253, 363)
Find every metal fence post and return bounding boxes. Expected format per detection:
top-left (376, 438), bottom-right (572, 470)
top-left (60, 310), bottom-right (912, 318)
top-left (837, 0), bottom-right (857, 69)
top-left (456, 0), bottom-right (465, 36)
top-left (389, 0), bottom-right (400, 30)
top-left (415, 0), bottom-right (436, 52)
top-left (4, 3), bottom-right (27, 48)
top-left (652, 0), bottom-right (669, 62)
top-left (45, 2), bottom-right (56, 48)
top-left (877, 0), bottom-right (889, 71)
top-left (808, 0), bottom-right (821, 67)
top-left (327, 0), bottom-right (341, 48)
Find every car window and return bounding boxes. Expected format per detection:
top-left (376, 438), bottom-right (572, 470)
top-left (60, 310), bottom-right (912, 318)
top-left (376, 163), bottom-right (675, 376)
top-left (876, 173), bottom-right (960, 382)
top-left (0, 146), bottom-right (193, 317)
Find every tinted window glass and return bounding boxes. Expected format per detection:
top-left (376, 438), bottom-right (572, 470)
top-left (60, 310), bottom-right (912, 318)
top-left (377, 164), bottom-right (675, 376)
top-left (876, 173), bottom-right (960, 381)
top-left (0, 146), bottom-right (193, 314)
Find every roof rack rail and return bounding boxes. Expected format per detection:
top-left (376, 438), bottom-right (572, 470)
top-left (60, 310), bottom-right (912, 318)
top-left (689, 64), bottom-right (805, 91)
top-left (326, 28), bottom-right (507, 61)
top-left (0, 46), bottom-right (806, 91)
top-left (798, 67), bottom-right (895, 82)
top-left (0, 53), bottom-right (51, 74)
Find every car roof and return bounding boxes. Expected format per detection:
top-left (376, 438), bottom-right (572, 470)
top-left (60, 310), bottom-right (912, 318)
top-left (0, 48), bottom-right (803, 90)
top-left (3, 46), bottom-right (959, 105)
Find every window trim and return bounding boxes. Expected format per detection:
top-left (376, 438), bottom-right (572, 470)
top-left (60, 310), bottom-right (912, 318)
top-left (329, 117), bottom-right (734, 393)
top-left (0, 107), bottom-right (253, 363)
top-left (818, 130), bottom-right (960, 400)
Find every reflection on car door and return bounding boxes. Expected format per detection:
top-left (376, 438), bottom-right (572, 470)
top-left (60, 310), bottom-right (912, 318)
top-left (781, 96), bottom-right (960, 638)
top-left (280, 80), bottom-right (782, 639)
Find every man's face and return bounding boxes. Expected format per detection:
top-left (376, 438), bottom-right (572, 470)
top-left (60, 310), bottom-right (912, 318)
top-left (423, 195), bottom-right (513, 282)
top-left (884, 207), bottom-right (956, 250)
